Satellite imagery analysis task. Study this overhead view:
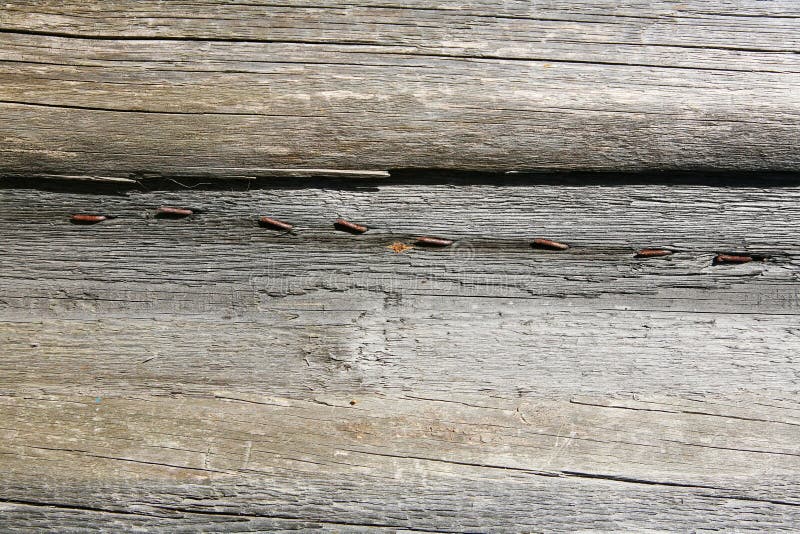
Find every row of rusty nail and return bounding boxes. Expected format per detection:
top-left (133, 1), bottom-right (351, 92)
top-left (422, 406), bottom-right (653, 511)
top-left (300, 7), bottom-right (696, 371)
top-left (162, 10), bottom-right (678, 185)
top-left (70, 209), bottom-right (763, 265)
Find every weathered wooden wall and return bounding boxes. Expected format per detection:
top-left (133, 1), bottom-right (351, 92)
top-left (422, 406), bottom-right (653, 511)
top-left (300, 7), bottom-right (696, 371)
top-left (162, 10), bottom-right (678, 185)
top-left (0, 0), bottom-right (799, 178)
top-left (1, 1), bottom-right (800, 532)
top-left (2, 178), bottom-right (799, 531)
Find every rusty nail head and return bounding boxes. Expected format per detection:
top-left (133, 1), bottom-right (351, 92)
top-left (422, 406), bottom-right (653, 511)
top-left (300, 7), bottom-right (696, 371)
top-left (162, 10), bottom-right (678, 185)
top-left (156, 206), bottom-right (193, 218)
top-left (259, 216), bottom-right (293, 231)
top-left (70, 214), bottom-right (108, 224)
top-left (635, 248), bottom-right (673, 258)
top-left (334, 219), bottom-right (368, 234)
top-left (713, 254), bottom-right (754, 265)
top-left (415, 236), bottom-right (454, 247)
top-left (532, 238), bottom-right (569, 250)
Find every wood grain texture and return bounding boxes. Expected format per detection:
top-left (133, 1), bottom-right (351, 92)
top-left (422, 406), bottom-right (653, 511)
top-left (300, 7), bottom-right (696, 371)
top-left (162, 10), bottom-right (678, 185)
top-left (1, 0), bottom-right (799, 179)
top-left (1, 178), bottom-right (799, 531)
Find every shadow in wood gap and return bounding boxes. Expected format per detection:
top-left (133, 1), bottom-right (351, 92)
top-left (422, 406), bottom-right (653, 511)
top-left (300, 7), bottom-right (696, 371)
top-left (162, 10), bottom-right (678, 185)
top-left (3, 170), bottom-right (800, 194)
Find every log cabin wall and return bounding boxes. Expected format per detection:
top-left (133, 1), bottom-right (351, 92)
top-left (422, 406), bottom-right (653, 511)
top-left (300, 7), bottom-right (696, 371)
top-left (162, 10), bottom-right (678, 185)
top-left (1, 2), bottom-right (799, 532)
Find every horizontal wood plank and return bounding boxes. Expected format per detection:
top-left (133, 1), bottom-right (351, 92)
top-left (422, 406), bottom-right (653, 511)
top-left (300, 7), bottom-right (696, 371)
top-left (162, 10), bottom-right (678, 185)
top-left (1, 393), bottom-right (799, 532)
top-left (1, 179), bottom-right (799, 530)
top-left (0, 0), bottom-right (799, 178)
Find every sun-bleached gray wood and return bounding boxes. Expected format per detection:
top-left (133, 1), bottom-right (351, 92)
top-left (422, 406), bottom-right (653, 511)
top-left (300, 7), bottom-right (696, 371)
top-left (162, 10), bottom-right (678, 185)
top-left (1, 0), bottom-right (799, 179)
top-left (1, 393), bottom-right (799, 533)
top-left (1, 179), bottom-right (799, 531)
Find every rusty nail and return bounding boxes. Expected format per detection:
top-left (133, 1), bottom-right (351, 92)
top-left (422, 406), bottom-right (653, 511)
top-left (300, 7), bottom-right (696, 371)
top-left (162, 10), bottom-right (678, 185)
top-left (416, 236), bottom-right (454, 247)
top-left (334, 219), bottom-right (368, 234)
top-left (531, 238), bottom-right (569, 251)
top-left (156, 206), bottom-right (193, 218)
top-left (713, 254), bottom-right (754, 265)
top-left (259, 216), bottom-right (293, 231)
top-left (70, 214), bottom-right (108, 225)
top-left (635, 248), bottom-right (673, 258)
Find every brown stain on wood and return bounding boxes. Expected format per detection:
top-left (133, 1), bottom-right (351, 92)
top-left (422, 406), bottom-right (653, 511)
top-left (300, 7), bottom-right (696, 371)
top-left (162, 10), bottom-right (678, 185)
top-left (388, 242), bottom-right (413, 253)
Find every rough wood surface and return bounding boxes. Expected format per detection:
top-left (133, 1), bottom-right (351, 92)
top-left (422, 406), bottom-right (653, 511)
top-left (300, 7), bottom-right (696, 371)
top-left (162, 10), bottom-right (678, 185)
top-left (1, 177), bottom-right (799, 531)
top-left (1, 0), bottom-right (800, 179)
